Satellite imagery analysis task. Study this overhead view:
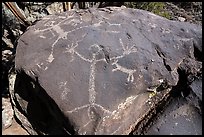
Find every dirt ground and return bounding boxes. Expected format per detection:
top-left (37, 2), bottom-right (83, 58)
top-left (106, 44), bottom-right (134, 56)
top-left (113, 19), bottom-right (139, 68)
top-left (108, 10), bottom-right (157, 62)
top-left (2, 117), bottom-right (29, 135)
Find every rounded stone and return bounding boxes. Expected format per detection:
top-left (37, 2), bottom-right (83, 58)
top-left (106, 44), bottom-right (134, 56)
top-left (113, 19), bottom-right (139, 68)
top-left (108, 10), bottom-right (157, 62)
top-left (14, 7), bottom-right (202, 135)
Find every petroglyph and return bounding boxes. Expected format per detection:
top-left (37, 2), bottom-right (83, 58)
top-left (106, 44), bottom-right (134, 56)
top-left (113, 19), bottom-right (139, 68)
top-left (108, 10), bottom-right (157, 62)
top-left (36, 64), bottom-right (41, 68)
top-left (15, 7), bottom-right (203, 135)
top-left (93, 20), bottom-right (104, 27)
top-left (64, 42), bottom-right (91, 63)
top-left (93, 104), bottom-right (112, 114)
top-left (93, 28), bottom-right (121, 34)
top-left (99, 14), bottom-right (109, 20)
top-left (78, 120), bottom-right (93, 134)
top-left (77, 94), bottom-right (139, 134)
top-left (106, 38), bottom-right (138, 83)
top-left (58, 81), bottom-right (66, 89)
top-left (106, 30), bottom-right (121, 33)
top-left (89, 54), bottom-right (97, 104)
top-left (64, 36), bottom-right (139, 131)
top-left (39, 35), bottom-right (46, 39)
top-left (34, 12), bottom-right (123, 66)
top-left (34, 13), bottom-right (140, 133)
top-left (65, 44), bottom-right (107, 116)
top-left (36, 62), bottom-right (48, 71)
top-left (59, 81), bottom-right (71, 100)
top-left (75, 50), bottom-right (92, 62)
top-left (148, 22), bottom-right (157, 28)
top-left (96, 95), bottom-right (139, 134)
top-left (64, 33), bottom-right (88, 62)
top-left (44, 21), bottom-right (56, 27)
top-left (58, 16), bottom-right (67, 19)
top-left (119, 38), bottom-right (137, 55)
top-left (161, 27), bottom-right (171, 33)
top-left (112, 60), bottom-right (136, 83)
top-left (114, 95), bottom-right (138, 119)
top-left (179, 38), bottom-right (193, 42)
top-left (46, 24), bottom-right (91, 63)
top-left (118, 96), bottom-right (138, 110)
top-left (110, 126), bottom-right (123, 135)
top-left (34, 17), bottom-right (90, 64)
top-left (107, 22), bottom-right (121, 27)
top-left (64, 43), bottom-right (75, 62)
top-left (87, 44), bottom-right (111, 103)
top-left (66, 103), bottom-right (111, 115)
top-left (88, 106), bottom-right (96, 120)
top-left (111, 96), bottom-right (137, 119)
top-left (93, 12), bottom-right (122, 27)
top-left (66, 104), bottom-right (90, 113)
top-left (26, 70), bottom-right (35, 77)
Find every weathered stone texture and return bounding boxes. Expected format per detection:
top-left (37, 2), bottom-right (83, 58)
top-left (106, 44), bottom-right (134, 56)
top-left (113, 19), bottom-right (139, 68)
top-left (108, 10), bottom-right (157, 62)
top-left (14, 7), bottom-right (202, 135)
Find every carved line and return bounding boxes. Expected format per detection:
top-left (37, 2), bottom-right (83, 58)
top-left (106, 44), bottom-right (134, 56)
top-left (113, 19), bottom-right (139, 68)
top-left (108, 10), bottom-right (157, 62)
top-left (96, 95), bottom-right (139, 134)
top-left (65, 39), bottom-right (139, 130)
top-left (112, 59), bottom-right (136, 83)
top-left (66, 104), bottom-right (90, 113)
top-left (59, 81), bottom-right (71, 100)
top-left (89, 53), bottom-right (97, 104)
top-left (34, 14), bottom-right (141, 133)
top-left (78, 119), bottom-right (93, 135)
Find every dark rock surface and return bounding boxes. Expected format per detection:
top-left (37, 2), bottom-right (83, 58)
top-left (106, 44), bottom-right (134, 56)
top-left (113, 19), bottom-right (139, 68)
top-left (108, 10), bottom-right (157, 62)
top-left (11, 7), bottom-right (202, 135)
top-left (144, 97), bottom-right (202, 135)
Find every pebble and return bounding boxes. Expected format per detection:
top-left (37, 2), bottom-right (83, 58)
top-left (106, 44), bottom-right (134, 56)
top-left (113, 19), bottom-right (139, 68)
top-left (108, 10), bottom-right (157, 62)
top-left (178, 17), bottom-right (186, 22)
top-left (2, 50), bottom-right (12, 55)
top-left (2, 98), bottom-right (14, 130)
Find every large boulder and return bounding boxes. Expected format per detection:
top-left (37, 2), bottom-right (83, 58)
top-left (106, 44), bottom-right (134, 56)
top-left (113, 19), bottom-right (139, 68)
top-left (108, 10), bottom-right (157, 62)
top-left (13, 7), bottom-right (202, 135)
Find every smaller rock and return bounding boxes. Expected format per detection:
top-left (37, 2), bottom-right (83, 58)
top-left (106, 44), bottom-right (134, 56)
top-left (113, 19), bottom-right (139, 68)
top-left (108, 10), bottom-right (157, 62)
top-left (178, 16), bottom-right (186, 22)
top-left (2, 37), bottom-right (14, 49)
top-left (2, 118), bottom-right (29, 135)
top-left (2, 50), bottom-right (12, 55)
top-left (2, 98), bottom-right (14, 130)
top-left (189, 77), bottom-right (202, 101)
top-left (2, 49), bottom-right (14, 62)
top-left (46, 2), bottom-right (64, 15)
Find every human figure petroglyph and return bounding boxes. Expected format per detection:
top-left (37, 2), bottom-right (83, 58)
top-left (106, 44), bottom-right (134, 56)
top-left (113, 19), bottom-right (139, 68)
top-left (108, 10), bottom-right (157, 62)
top-left (65, 42), bottom-right (139, 132)
top-left (65, 44), bottom-right (109, 121)
top-left (64, 38), bottom-right (139, 116)
top-left (33, 13), bottom-right (141, 132)
top-left (34, 28), bottom-right (142, 134)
